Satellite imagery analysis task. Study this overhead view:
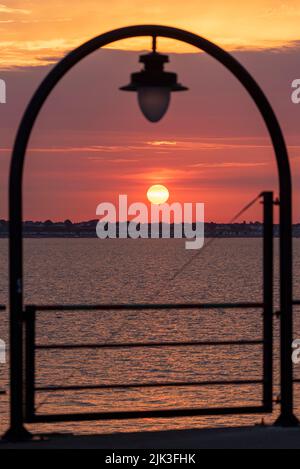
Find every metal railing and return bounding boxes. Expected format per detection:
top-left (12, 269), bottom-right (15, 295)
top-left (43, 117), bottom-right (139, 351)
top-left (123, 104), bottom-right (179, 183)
top-left (24, 301), bottom-right (272, 423)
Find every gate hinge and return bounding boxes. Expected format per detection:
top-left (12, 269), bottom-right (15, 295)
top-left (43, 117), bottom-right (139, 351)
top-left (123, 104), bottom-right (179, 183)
top-left (274, 310), bottom-right (281, 318)
top-left (273, 198), bottom-right (280, 206)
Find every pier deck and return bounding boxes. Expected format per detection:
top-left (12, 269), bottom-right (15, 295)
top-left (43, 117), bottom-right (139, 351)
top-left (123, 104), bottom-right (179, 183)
top-left (1, 426), bottom-right (300, 449)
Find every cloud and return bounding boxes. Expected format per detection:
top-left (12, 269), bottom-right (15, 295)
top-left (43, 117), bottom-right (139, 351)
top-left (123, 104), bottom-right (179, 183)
top-left (0, 137), bottom-right (276, 155)
top-left (0, 4), bottom-right (30, 15)
top-left (0, 38), bottom-right (79, 68)
top-left (190, 162), bottom-right (268, 169)
top-left (146, 139), bottom-right (273, 152)
top-left (118, 167), bottom-right (194, 182)
top-left (2, 1), bottom-right (300, 68)
top-left (146, 141), bottom-right (178, 146)
top-left (97, 158), bottom-right (139, 163)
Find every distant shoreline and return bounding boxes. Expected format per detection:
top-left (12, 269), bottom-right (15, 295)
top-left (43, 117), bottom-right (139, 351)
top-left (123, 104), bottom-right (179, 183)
top-left (1, 220), bottom-right (300, 238)
top-left (0, 234), bottom-right (282, 238)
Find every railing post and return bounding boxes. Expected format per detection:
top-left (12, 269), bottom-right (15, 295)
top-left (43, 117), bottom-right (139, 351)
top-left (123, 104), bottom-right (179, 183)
top-left (2, 304), bottom-right (32, 441)
top-left (275, 193), bottom-right (299, 426)
top-left (24, 306), bottom-right (35, 422)
top-left (262, 192), bottom-right (273, 410)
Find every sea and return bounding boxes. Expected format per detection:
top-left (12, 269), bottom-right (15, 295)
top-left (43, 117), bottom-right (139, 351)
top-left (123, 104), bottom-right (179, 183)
top-left (0, 238), bottom-right (300, 436)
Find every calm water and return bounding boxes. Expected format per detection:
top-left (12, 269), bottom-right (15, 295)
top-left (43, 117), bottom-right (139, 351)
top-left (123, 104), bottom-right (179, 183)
top-left (1, 238), bottom-right (300, 435)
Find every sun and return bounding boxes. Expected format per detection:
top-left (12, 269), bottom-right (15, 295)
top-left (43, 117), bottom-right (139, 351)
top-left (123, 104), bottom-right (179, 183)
top-left (147, 184), bottom-right (169, 205)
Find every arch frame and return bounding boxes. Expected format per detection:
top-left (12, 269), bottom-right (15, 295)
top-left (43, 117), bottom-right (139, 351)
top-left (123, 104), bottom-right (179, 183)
top-left (5, 24), bottom-right (298, 439)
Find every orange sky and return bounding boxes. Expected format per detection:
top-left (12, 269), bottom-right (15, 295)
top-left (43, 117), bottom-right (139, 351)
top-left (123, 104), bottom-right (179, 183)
top-left (0, 1), bottom-right (300, 222)
top-left (1, 1), bottom-right (300, 67)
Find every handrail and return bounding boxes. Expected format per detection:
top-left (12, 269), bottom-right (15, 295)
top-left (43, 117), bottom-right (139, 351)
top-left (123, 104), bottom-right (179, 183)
top-left (35, 339), bottom-right (263, 350)
top-left (26, 302), bottom-right (263, 312)
top-left (35, 379), bottom-right (264, 393)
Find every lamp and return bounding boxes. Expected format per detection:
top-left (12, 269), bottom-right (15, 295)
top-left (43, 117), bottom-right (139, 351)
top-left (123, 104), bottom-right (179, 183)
top-left (120, 37), bottom-right (188, 122)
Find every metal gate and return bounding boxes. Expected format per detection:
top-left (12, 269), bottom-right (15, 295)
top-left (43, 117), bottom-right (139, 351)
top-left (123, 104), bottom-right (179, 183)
top-left (22, 191), bottom-right (274, 424)
top-left (6, 24), bottom-right (297, 441)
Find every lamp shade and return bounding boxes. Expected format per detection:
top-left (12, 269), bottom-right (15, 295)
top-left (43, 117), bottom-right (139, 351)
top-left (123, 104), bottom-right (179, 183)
top-left (120, 48), bottom-right (188, 123)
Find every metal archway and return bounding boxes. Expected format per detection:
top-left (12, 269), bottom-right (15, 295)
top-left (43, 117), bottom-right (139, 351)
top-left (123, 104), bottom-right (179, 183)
top-left (6, 25), bottom-right (298, 439)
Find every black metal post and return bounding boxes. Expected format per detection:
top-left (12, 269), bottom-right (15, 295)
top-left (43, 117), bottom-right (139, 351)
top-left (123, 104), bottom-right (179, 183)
top-left (4, 25), bottom-right (298, 439)
top-left (24, 306), bottom-right (35, 422)
top-left (275, 197), bottom-right (299, 426)
top-left (262, 192), bottom-right (273, 410)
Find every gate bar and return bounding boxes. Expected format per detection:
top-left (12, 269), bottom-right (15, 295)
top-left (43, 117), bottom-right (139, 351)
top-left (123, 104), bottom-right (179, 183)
top-left (35, 339), bottom-right (263, 350)
top-left (28, 405), bottom-right (270, 424)
top-left (24, 306), bottom-right (35, 422)
top-left (29, 302), bottom-right (263, 311)
top-left (35, 380), bottom-right (264, 392)
top-left (262, 192), bottom-right (274, 410)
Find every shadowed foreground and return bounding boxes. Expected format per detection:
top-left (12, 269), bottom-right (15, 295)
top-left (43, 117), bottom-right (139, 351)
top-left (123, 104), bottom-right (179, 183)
top-left (1, 426), bottom-right (300, 449)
